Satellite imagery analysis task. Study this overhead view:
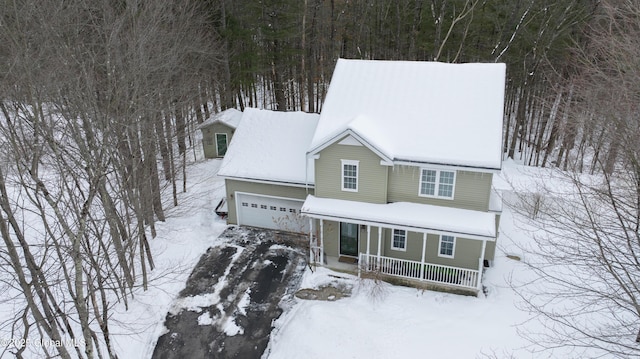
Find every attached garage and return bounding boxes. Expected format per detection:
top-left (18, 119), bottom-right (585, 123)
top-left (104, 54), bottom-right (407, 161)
top-left (236, 193), bottom-right (309, 233)
top-left (217, 109), bottom-right (320, 234)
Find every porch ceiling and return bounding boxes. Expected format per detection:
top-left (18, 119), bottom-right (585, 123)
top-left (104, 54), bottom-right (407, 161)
top-left (301, 195), bottom-right (496, 241)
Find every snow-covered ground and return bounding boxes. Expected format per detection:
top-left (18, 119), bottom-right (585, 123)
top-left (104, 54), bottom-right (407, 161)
top-left (101, 156), bottom-right (587, 358)
top-left (106, 157), bottom-right (229, 359)
top-left (264, 159), bottom-right (595, 358)
top-left (265, 197), bottom-right (537, 359)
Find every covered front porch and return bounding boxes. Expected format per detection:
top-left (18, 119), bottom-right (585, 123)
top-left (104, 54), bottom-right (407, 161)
top-left (358, 253), bottom-right (479, 291)
top-left (301, 195), bottom-right (497, 294)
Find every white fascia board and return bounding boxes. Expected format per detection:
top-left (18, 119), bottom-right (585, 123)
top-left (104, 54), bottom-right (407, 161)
top-left (393, 160), bottom-right (501, 174)
top-left (219, 175), bottom-right (315, 189)
top-left (301, 211), bottom-right (496, 242)
top-left (308, 128), bottom-right (393, 164)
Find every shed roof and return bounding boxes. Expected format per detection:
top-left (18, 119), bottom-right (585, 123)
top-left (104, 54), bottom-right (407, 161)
top-left (198, 108), bottom-right (243, 130)
top-left (217, 108), bottom-right (319, 185)
top-left (310, 59), bottom-right (506, 170)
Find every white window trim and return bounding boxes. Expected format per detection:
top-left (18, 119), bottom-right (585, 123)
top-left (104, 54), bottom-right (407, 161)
top-left (341, 159), bottom-right (359, 192)
top-left (215, 133), bottom-right (228, 156)
top-left (390, 229), bottom-right (407, 251)
top-left (437, 235), bottom-right (456, 258)
top-left (418, 168), bottom-right (456, 200)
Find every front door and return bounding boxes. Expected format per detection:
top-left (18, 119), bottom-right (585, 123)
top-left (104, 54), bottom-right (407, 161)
top-left (340, 222), bottom-right (359, 257)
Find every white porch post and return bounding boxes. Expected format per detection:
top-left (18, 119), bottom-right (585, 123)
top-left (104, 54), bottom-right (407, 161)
top-left (366, 225), bottom-right (371, 270)
top-left (376, 226), bottom-right (382, 270)
top-left (309, 218), bottom-right (314, 263)
top-left (477, 239), bottom-right (487, 292)
top-left (319, 219), bottom-right (324, 265)
top-left (420, 232), bottom-right (427, 281)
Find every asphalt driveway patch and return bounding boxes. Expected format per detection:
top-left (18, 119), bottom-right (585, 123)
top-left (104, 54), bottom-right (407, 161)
top-left (152, 226), bottom-right (307, 359)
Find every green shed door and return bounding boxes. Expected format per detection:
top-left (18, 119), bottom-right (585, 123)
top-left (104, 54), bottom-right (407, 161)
top-left (340, 222), bottom-right (359, 257)
top-left (215, 133), bottom-right (228, 156)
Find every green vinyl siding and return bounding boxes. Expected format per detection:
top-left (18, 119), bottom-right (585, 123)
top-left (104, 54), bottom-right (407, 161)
top-left (224, 179), bottom-right (313, 225)
top-left (387, 166), bottom-right (492, 211)
top-left (319, 222), bottom-right (489, 270)
top-left (483, 213), bottom-right (501, 262)
top-left (381, 232), bottom-right (482, 270)
top-left (382, 230), bottom-right (424, 261)
top-left (201, 122), bottom-right (235, 158)
top-left (427, 235), bottom-right (482, 270)
top-left (320, 220), bottom-right (339, 257)
top-left (358, 225), bottom-right (382, 257)
top-left (314, 137), bottom-right (388, 204)
top-left (484, 240), bottom-right (496, 263)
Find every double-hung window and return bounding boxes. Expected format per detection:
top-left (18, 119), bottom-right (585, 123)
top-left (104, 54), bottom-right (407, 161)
top-left (391, 229), bottom-right (406, 251)
top-left (419, 169), bottom-right (456, 199)
top-left (341, 160), bottom-right (359, 192)
top-left (438, 235), bottom-right (456, 258)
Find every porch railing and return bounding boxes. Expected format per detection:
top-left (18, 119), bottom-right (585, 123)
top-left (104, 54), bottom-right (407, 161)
top-left (358, 253), bottom-right (479, 290)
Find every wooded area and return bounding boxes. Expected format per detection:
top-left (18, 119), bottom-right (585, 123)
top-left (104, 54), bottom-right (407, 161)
top-left (204, 0), bottom-right (635, 173)
top-left (210, 0), bottom-right (597, 169)
top-left (0, 0), bottom-right (638, 358)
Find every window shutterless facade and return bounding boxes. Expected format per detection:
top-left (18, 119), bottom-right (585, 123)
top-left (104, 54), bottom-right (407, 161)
top-left (341, 160), bottom-right (359, 192)
top-left (391, 229), bottom-right (406, 251)
top-left (438, 235), bottom-right (456, 258)
top-left (419, 169), bottom-right (456, 199)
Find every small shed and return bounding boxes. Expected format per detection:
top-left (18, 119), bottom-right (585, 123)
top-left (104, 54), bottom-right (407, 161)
top-left (197, 108), bottom-right (243, 158)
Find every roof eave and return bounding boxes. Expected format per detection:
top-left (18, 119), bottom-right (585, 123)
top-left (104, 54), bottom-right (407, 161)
top-left (218, 174), bottom-right (315, 189)
top-left (301, 210), bottom-right (495, 241)
top-left (393, 158), bottom-right (501, 174)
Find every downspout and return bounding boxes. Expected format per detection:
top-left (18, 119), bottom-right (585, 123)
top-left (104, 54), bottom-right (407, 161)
top-left (305, 153), bottom-right (309, 194)
top-left (477, 239), bottom-right (487, 296)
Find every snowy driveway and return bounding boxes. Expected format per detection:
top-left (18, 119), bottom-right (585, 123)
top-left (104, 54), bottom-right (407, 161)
top-left (151, 226), bottom-right (306, 359)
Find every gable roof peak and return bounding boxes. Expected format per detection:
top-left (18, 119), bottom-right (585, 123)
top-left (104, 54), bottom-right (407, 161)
top-left (197, 108), bottom-right (243, 130)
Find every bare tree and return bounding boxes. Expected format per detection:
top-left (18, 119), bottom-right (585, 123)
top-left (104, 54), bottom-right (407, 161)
top-left (512, 154), bottom-right (640, 358)
top-left (0, 0), bottom-right (220, 357)
top-left (511, 2), bottom-right (640, 357)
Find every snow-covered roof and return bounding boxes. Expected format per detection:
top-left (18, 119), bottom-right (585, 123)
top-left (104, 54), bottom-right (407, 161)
top-left (302, 195), bottom-right (496, 240)
top-left (198, 108), bottom-right (243, 130)
top-left (218, 108), bottom-right (319, 185)
top-left (310, 59), bottom-right (506, 170)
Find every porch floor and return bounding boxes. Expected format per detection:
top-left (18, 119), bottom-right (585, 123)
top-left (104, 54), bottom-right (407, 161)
top-left (324, 256), bottom-right (359, 274)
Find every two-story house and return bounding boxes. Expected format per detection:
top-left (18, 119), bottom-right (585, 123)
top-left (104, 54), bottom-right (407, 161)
top-left (218, 59), bottom-right (506, 295)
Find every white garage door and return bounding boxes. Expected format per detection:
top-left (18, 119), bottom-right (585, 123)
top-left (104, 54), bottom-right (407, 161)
top-left (236, 193), bottom-right (309, 233)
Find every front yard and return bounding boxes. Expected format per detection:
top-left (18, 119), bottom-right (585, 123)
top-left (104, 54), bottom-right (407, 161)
top-left (107, 157), bottom-right (597, 359)
top-left (265, 206), bottom-right (535, 359)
